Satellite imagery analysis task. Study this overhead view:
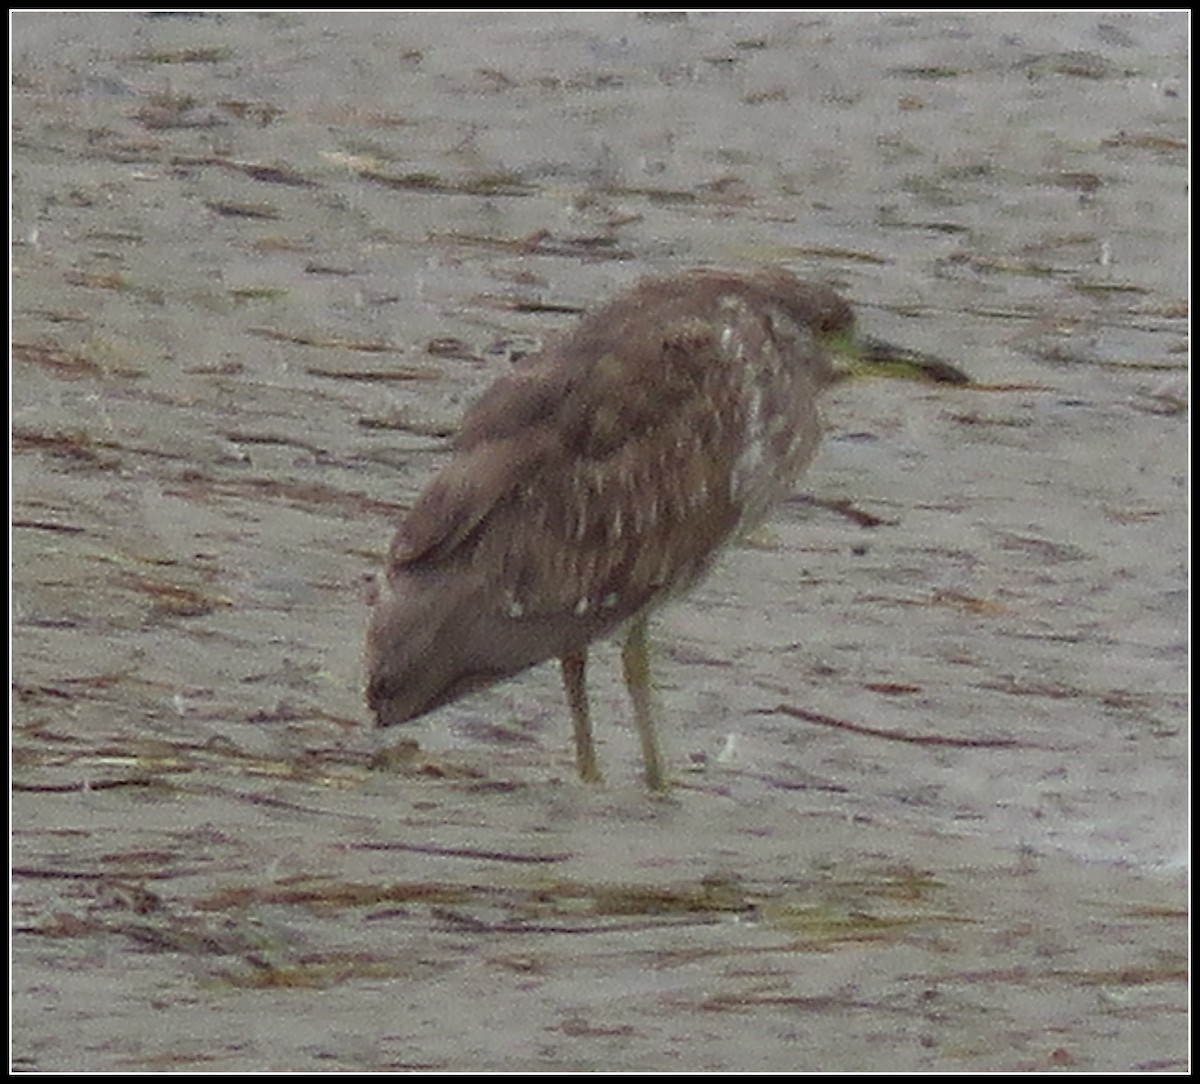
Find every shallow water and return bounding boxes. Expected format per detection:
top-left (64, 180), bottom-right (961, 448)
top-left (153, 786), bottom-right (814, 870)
top-left (12, 11), bottom-right (1187, 1072)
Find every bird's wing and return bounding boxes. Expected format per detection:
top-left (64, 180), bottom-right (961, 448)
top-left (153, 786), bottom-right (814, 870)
top-left (388, 359), bottom-right (568, 569)
top-left (391, 303), bottom-right (758, 586)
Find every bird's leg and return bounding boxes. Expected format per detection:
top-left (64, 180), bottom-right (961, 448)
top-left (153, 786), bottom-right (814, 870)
top-left (561, 651), bottom-right (601, 783)
top-left (621, 615), bottom-right (666, 791)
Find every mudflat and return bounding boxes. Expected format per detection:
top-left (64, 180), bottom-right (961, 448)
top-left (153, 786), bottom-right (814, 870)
top-left (12, 12), bottom-right (1187, 1072)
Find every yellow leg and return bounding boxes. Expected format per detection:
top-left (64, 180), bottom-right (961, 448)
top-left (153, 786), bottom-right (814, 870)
top-left (622, 616), bottom-right (665, 791)
top-left (561, 651), bottom-right (601, 783)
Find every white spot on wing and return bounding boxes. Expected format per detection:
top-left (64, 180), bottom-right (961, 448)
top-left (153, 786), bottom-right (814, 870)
top-left (731, 370), bottom-right (766, 502)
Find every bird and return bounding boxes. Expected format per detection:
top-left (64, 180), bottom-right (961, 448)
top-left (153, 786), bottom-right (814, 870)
top-left (365, 267), bottom-right (856, 790)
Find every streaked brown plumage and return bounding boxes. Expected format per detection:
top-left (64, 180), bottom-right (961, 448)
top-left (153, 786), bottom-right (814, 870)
top-left (365, 268), bottom-right (854, 789)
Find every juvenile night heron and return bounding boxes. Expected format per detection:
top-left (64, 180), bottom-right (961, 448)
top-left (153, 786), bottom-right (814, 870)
top-left (366, 268), bottom-right (855, 790)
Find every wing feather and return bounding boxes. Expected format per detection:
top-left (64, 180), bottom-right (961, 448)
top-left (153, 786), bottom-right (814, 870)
top-left (388, 270), bottom-right (843, 627)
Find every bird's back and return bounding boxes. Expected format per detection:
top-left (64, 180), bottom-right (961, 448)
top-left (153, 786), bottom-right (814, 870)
top-left (366, 269), bottom-right (850, 727)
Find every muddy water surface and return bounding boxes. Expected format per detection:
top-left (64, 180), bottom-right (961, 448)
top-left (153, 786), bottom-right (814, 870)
top-left (12, 12), bottom-right (1187, 1072)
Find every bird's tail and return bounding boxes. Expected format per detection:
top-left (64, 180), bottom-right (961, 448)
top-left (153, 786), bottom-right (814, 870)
top-left (367, 565), bottom-right (551, 726)
top-left (365, 568), bottom-right (482, 726)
